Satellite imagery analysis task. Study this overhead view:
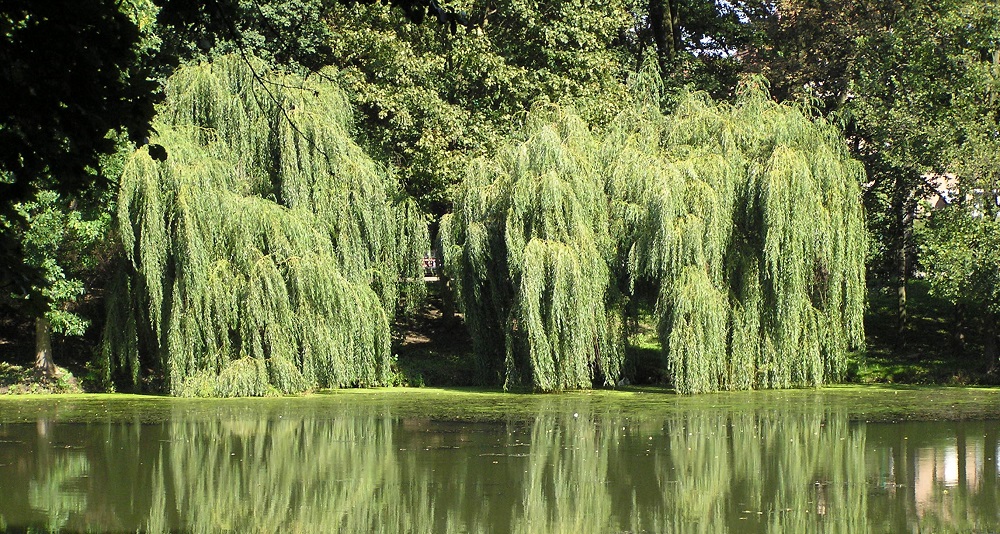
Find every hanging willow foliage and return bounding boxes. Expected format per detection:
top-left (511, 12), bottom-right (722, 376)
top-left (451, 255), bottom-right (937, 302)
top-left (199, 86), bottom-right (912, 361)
top-left (101, 55), bottom-right (427, 396)
top-left (441, 103), bottom-right (624, 390)
top-left (613, 81), bottom-right (866, 394)
top-left (445, 72), bottom-right (864, 393)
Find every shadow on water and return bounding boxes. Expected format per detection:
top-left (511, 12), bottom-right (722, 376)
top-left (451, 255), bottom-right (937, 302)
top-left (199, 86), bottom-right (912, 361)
top-left (0, 391), bottom-right (997, 532)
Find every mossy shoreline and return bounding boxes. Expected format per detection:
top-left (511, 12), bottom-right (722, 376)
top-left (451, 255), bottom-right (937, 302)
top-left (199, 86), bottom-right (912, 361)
top-left (1, 385), bottom-right (998, 425)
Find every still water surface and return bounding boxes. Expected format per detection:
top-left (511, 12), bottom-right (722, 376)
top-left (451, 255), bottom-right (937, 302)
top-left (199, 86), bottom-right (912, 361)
top-left (0, 388), bottom-right (998, 533)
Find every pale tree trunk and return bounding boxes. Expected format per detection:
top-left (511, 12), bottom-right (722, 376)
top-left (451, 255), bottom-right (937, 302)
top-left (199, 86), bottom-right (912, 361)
top-left (35, 316), bottom-right (56, 376)
top-left (893, 176), bottom-right (916, 349)
top-left (895, 199), bottom-right (909, 348)
top-left (439, 276), bottom-right (458, 324)
top-left (986, 316), bottom-right (999, 377)
top-left (952, 302), bottom-right (966, 354)
top-left (896, 245), bottom-right (907, 346)
top-left (991, 49), bottom-right (999, 108)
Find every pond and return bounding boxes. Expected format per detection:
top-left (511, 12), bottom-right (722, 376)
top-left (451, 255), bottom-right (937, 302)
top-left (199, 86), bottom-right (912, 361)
top-left (0, 387), bottom-right (998, 533)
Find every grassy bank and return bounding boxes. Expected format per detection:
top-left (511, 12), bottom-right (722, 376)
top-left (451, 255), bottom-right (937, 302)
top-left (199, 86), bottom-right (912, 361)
top-left (856, 279), bottom-right (999, 385)
top-left (0, 363), bottom-right (83, 395)
top-left (1, 385), bottom-right (999, 424)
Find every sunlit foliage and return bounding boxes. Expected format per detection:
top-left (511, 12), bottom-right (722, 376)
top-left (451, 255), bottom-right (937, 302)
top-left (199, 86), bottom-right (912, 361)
top-left (445, 72), bottom-right (865, 393)
top-left (624, 82), bottom-right (867, 393)
top-left (101, 55), bottom-right (427, 396)
top-left (919, 204), bottom-right (1000, 363)
top-left (441, 103), bottom-right (625, 390)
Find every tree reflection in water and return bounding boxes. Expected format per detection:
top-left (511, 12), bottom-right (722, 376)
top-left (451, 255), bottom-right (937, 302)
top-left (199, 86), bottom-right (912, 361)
top-left (144, 413), bottom-right (437, 533)
top-left (866, 420), bottom-right (1000, 532)
top-left (0, 401), bottom-right (996, 532)
top-left (515, 403), bottom-right (866, 533)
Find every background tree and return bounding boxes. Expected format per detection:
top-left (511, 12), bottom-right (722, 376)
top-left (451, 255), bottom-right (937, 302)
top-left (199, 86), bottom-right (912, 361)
top-left (0, 0), bottom-right (157, 373)
top-left (326, 0), bottom-right (635, 217)
top-left (919, 8), bottom-right (1000, 369)
top-left (0, 0), bottom-right (156, 208)
top-left (152, 0), bottom-right (338, 72)
top-left (750, 1), bottom-right (1000, 350)
top-left (629, 0), bottom-right (771, 100)
top-left (0, 192), bottom-right (109, 375)
top-left (853, 1), bottom-right (1000, 348)
top-left (920, 208), bottom-right (1000, 370)
top-left (748, 0), bottom-right (864, 113)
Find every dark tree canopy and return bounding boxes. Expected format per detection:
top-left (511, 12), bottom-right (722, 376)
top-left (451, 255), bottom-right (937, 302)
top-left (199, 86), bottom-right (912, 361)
top-left (0, 0), bottom-right (157, 205)
top-left (152, 0), bottom-right (474, 72)
top-left (0, 0), bottom-right (158, 306)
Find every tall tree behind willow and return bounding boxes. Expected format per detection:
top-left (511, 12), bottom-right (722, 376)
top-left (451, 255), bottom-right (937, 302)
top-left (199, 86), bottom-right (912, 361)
top-left (612, 82), bottom-right (866, 393)
top-left (627, 0), bottom-right (771, 101)
top-left (441, 103), bottom-right (624, 390)
top-left (101, 55), bottom-right (427, 396)
top-left (918, 28), bottom-right (1000, 367)
top-left (326, 0), bottom-right (635, 217)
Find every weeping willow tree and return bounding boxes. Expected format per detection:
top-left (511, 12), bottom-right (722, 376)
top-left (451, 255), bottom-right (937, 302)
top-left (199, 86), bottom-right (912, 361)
top-left (625, 83), bottom-right (866, 394)
top-left (100, 55), bottom-right (427, 396)
top-left (444, 68), bottom-right (864, 393)
top-left (441, 103), bottom-right (624, 390)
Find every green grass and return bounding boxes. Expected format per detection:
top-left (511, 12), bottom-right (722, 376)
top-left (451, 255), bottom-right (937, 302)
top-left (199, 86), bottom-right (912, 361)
top-left (1, 384), bottom-right (998, 424)
top-left (855, 279), bottom-right (998, 385)
top-left (0, 362), bottom-right (84, 395)
top-left (391, 280), bottom-right (478, 387)
top-left (623, 318), bottom-right (669, 385)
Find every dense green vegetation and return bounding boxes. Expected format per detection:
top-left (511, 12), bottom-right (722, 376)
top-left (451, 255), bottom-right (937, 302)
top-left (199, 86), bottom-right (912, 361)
top-left (441, 102), bottom-right (626, 390)
top-left (1, 0), bottom-right (998, 395)
top-left (441, 80), bottom-right (865, 393)
top-left (101, 56), bottom-right (427, 396)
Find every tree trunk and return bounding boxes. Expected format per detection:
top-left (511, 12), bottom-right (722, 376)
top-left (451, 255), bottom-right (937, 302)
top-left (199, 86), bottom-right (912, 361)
top-left (893, 176), bottom-right (915, 349)
top-left (896, 264), bottom-right (907, 346)
top-left (986, 317), bottom-right (999, 376)
top-left (35, 316), bottom-right (56, 376)
top-left (991, 49), bottom-right (999, 107)
top-left (439, 276), bottom-right (459, 324)
top-left (666, 0), bottom-right (681, 56)
top-left (648, 0), bottom-right (670, 73)
top-left (894, 228), bottom-right (909, 350)
top-left (648, 0), bottom-right (681, 74)
top-left (952, 302), bottom-right (966, 354)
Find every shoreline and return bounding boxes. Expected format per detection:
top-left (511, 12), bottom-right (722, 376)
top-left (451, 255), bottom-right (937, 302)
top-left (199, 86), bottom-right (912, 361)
top-left (2, 384), bottom-right (999, 425)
